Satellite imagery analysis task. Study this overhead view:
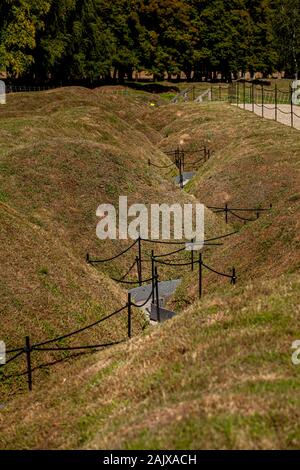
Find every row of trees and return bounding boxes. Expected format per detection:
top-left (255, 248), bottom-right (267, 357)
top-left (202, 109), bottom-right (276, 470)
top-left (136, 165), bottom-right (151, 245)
top-left (0, 0), bottom-right (299, 84)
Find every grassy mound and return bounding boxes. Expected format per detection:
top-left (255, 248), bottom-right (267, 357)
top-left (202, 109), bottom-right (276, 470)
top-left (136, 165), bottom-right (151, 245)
top-left (0, 272), bottom-right (299, 449)
top-left (1, 87), bottom-right (299, 449)
top-left (144, 102), bottom-right (300, 309)
top-left (0, 88), bottom-right (225, 396)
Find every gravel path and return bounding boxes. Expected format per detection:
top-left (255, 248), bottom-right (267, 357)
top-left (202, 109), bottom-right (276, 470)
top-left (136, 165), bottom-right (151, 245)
top-left (129, 279), bottom-right (182, 304)
top-left (174, 172), bottom-right (196, 187)
top-left (233, 103), bottom-right (300, 130)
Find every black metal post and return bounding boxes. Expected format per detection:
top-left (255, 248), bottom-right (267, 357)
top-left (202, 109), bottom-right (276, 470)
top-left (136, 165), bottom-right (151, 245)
top-left (262, 84), bottom-right (264, 118)
top-left (138, 237), bottom-right (142, 286)
top-left (275, 84), bottom-right (278, 122)
top-left (252, 82), bottom-right (254, 113)
top-left (225, 203), bottom-right (229, 224)
top-left (127, 293), bottom-right (132, 338)
top-left (191, 239), bottom-right (194, 272)
top-left (291, 83), bottom-right (294, 129)
top-left (243, 81), bottom-right (246, 109)
top-left (136, 256), bottom-right (142, 286)
top-left (25, 336), bottom-right (32, 392)
top-left (155, 267), bottom-right (160, 322)
top-left (86, 253), bottom-right (90, 264)
top-left (198, 253), bottom-right (203, 299)
top-left (179, 155), bottom-right (183, 189)
top-left (231, 268), bottom-right (236, 286)
top-left (151, 250), bottom-right (155, 303)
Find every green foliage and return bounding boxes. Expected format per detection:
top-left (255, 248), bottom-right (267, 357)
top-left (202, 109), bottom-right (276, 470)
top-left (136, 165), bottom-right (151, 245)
top-left (0, 0), bottom-right (297, 81)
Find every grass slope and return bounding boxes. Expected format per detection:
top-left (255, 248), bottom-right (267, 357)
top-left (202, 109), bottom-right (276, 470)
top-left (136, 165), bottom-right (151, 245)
top-left (144, 101), bottom-right (300, 309)
top-left (0, 273), bottom-right (299, 449)
top-left (0, 88), bottom-right (225, 397)
top-left (1, 88), bottom-right (299, 449)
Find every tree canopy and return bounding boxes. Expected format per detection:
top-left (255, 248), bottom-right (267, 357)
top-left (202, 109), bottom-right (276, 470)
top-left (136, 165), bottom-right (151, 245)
top-left (0, 0), bottom-right (298, 83)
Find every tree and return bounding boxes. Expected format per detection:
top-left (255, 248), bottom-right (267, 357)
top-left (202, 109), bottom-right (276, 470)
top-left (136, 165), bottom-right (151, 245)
top-left (273, 0), bottom-right (300, 79)
top-left (0, 0), bottom-right (50, 78)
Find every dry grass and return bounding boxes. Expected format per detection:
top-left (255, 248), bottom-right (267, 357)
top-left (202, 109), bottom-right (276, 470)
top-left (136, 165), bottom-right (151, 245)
top-left (1, 87), bottom-right (299, 449)
top-left (0, 88), bottom-right (225, 397)
top-left (0, 273), bottom-right (299, 449)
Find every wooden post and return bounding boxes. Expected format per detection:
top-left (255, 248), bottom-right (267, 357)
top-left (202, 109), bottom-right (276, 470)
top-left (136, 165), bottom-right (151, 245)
top-left (25, 336), bottom-right (32, 392)
top-left (155, 267), bottom-right (160, 322)
top-left (127, 293), bottom-right (132, 338)
top-left (198, 253), bottom-right (203, 299)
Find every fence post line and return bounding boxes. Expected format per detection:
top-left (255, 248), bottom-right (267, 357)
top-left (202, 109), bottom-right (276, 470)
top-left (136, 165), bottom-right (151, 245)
top-left (219, 84), bottom-right (221, 101)
top-left (211, 83), bottom-right (213, 101)
top-left (25, 336), bottom-right (33, 392)
top-left (252, 82), bottom-right (254, 113)
top-left (127, 293), bottom-right (132, 339)
top-left (155, 267), bottom-right (160, 322)
top-left (151, 250), bottom-right (155, 303)
top-left (243, 81), bottom-right (246, 109)
top-left (291, 83), bottom-right (294, 129)
top-left (191, 239), bottom-right (194, 272)
top-left (198, 253), bottom-right (203, 299)
top-left (192, 85), bottom-right (195, 101)
top-left (237, 82), bottom-right (239, 107)
top-left (262, 84), bottom-right (264, 118)
top-left (138, 237), bottom-right (142, 286)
